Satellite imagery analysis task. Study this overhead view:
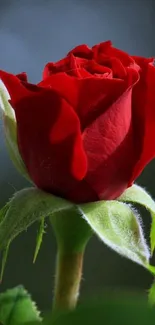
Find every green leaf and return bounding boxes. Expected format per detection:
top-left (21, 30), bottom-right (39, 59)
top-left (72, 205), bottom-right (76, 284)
top-left (79, 200), bottom-right (150, 268)
top-left (0, 80), bottom-right (30, 181)
top-left (0, 286), bottom-right (41, 325)
top-left (118, 184), bottom-right (155, 254)
top-left (0, 187), bottom-right (72, 251)
top-left (33, 217), bottom-right (45, 263)
top-left (148, 280), bottom-right (155, 306)
top-left (43, 294), bottom-right (155, 325)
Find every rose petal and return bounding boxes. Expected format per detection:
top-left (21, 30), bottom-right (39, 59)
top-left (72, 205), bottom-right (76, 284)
top-left (16, 72), bottom-right (28, 82)
top-left (83, 59), bottom-right (112, 77)
top-left (96, 54), bottom-right (127, 79)
top-left (93, 41), bottom-right (134, 67)
top-left (128, 56), bottom-right (155, 184)
top-left (39, 71), bottom-right (128, 129)
top-left (67, 44), bottom-right (93, 59)
top-left (0, 70), bottom-right (40, 103)
top-left (43, 55), bottom-right (81, 78)
top-left (83, 88), bottom-right (136, 200)
top-left (92, 40), bottom-right (112, 55)
top-left (0, 70), bottom-right (88, 197)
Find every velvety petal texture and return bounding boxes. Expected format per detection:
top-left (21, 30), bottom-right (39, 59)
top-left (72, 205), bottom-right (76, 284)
top-left (0, 41), bottom-right (155, 203)
top-left (128, 57), bottom-right (155, 184)
top-left (0, 70), bottom-right (88, 200)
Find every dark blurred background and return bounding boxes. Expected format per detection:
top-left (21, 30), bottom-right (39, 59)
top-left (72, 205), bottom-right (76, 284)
top-left (0, 0), bottom-right (155, 311)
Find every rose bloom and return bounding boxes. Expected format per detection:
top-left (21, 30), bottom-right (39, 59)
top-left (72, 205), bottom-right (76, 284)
top-left (0, 41), bottom-right (155, 203)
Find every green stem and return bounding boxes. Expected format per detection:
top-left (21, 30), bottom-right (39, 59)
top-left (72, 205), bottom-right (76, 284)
top-left (50, 207), bottom-right (92, 312)
top-left (53, 251), bottom-right (84, 311)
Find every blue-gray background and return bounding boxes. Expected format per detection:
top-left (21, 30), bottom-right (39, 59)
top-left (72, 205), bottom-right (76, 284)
top-left (0, 0), bottom-right (155, 311)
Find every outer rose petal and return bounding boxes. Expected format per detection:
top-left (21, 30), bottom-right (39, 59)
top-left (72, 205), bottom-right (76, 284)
top-left (83, 88), bottom-right (136, 200)
top-left (16, 72), bottom-right (28, 82)
top-left (128, 57), bottom-right (155, 184)
top-left (0, 70), bottom-right (88, 199)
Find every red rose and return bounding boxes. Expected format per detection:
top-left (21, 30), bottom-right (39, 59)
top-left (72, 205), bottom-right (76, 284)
top-left (0, 41), bottom-right (155, 203)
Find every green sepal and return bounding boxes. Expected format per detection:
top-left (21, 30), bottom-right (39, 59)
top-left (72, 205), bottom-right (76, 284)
top-left (148, 279), bottom-right (155, 306)
top-left (0, 286), bottom-right (41, 325)
top-left (33, 217), bottom-right (45, 263)
top-left (151, 218), bottom-right (155, 254)
top-left (80, 200), bottom-right (150, 269)
top-left (0, 80), bottom-right (30, 181)
top-left (118, 184), bottom-right (155, 254)
top-left (147, 264), bottom-right (155, 276)
top-left (0, 203), bottom-right (10, 224)
top-left (0, 240), bottom-right (10, 282)
top-left (0, 187), bottom-right (72, 251)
